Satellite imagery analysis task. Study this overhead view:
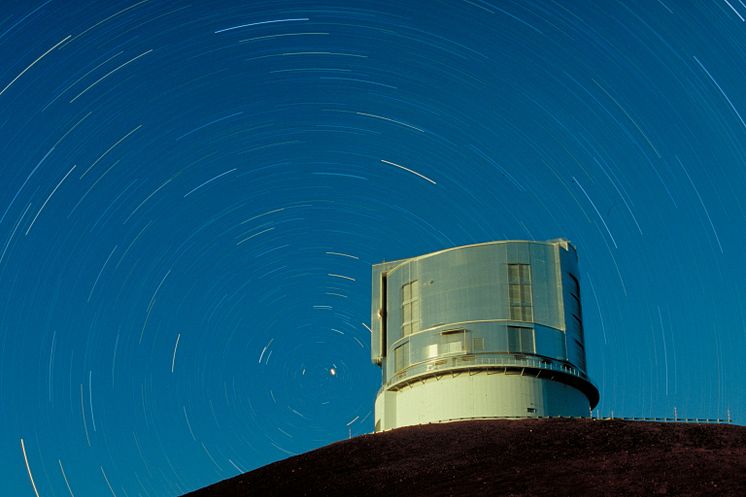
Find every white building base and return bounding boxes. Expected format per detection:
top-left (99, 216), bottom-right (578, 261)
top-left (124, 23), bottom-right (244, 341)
top-left (375, 371), bottom-right (591, 431)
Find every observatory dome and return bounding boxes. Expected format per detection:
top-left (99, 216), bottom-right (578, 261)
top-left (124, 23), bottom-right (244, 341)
top-left (371, 239), bottom-right (599, 431)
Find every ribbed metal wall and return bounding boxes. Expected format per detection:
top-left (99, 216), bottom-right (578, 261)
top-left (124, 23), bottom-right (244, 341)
top-left (371, 239), bottom-right (599, 431)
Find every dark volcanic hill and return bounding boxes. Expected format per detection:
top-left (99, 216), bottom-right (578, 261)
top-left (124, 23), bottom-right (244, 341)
top-left (183, 418), bottom-right (746, 497)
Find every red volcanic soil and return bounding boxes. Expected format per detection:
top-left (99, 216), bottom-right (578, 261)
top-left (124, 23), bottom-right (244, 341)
top-left (183, 418), bottom-right (746, 497)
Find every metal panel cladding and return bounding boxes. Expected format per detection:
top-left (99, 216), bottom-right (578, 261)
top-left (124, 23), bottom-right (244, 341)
top-left (371, 239), bottom-right (599, 431)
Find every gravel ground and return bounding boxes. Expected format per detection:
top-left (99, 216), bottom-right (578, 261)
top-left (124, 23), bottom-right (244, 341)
top-left (183, 418), bottom-right (746, 497)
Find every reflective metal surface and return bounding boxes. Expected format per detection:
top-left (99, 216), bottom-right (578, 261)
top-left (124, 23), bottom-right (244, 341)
top-left (371, 239), bottom-right (599, 431)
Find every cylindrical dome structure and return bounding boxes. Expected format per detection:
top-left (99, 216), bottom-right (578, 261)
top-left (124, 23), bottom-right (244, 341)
top-left (371, 239), bottom-right (599, 431)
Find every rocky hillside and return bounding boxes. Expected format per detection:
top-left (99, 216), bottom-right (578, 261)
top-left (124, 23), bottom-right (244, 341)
top-left (183, 418), bottom-right (746, 497)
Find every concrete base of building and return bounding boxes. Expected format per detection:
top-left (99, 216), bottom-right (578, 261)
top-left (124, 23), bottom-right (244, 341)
top-left (375, 370), bottom-right (591, 431)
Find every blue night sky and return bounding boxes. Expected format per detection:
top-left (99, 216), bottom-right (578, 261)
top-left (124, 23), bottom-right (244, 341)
top-left (2, 0), bottom-right (746, 495)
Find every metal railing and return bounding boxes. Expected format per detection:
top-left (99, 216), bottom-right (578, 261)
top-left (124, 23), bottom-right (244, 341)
top-left (375, 415), bottom-right (735, 431)
top-left (596, 416), bottom-right (734, 424)
top-left (384, 352), bottom-right (591, 390)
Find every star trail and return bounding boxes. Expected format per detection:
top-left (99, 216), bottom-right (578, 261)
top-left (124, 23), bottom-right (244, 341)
top-left (2, 1), bottom-right (746, 495)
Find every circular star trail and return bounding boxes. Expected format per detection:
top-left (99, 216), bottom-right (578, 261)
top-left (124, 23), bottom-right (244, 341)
top-left (2, 1), bottom-right (746, 495)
